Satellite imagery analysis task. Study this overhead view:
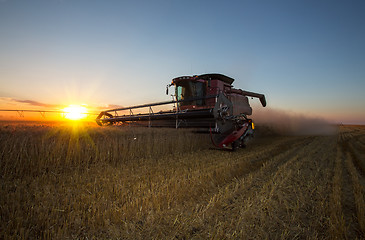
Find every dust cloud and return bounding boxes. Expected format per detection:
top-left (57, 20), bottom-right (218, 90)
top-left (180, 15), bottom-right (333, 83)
top-left (251, 107), bottom-right (337, 136)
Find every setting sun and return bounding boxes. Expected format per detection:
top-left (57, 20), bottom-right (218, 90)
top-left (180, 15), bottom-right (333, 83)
top-left (63, 105), bottom-right (87, 120)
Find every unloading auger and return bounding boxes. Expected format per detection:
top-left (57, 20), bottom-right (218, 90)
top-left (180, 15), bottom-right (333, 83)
top-left (96, 73), bottom-right (266, 150)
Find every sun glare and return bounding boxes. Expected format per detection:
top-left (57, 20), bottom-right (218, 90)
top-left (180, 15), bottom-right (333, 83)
top-left (63, 105), bottom-right (87, 120)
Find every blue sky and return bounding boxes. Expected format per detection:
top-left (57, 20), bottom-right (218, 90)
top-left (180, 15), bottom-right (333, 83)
top-left (0, 0), bottom-right (364, 123)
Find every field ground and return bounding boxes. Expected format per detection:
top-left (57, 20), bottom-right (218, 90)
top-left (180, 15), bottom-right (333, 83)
top-left (0, 122), bottom-right (364, 239)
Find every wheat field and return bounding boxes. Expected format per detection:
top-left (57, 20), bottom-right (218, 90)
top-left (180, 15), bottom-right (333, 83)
top-left (0, 122), bottom-right (364, 239)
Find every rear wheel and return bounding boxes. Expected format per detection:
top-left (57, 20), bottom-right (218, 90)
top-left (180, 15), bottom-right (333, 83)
top-left (231, 140), bottom-right (240, 151)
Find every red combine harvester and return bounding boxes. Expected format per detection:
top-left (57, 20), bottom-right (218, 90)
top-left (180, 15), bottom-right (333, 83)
top-left (96, 73), bottom-right (266, 150)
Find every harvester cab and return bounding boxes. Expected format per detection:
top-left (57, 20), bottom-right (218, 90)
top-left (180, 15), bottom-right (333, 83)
top-left (96, 73), bottom-right (266, 150)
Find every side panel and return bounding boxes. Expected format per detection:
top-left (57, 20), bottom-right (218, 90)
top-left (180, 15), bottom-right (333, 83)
top-left (230, 93), bottom-right (252, 115)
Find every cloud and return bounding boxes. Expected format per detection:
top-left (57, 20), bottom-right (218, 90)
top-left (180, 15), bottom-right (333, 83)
top-left (94, 104), bottom-right (124, 110)
top-left (104, 104), bottom-right (124, 109)
top-left (0, 97), bottom-right (60, 108)
top-left (13, 99), bottom-right (57, 107)
top-left (0, 97), bottom-right (125, 113)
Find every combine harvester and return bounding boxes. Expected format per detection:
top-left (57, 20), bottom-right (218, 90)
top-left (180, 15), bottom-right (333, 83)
top-left (96, 73), bottom-right (266, 150)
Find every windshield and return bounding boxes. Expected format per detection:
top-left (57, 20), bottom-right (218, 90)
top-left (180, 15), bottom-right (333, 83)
top-left (175, 81), bottom-right (206, 106)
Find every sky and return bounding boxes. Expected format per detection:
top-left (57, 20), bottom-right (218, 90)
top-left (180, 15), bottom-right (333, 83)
top-left (0, 0), bottom-right (364, 124)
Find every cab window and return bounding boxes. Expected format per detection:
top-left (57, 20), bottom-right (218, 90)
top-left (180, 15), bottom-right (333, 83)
top-left (175, 81), bottom-right (206, 106)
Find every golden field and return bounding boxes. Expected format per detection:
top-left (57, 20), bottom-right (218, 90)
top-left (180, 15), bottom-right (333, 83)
top-left (0, 122), bottom-right (364, 239)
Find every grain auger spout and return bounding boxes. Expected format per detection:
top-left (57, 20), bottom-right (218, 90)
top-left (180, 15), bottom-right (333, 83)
top-left (96, 73), bottom-right (266, 150)
top-left (230, 89), bottom-right (266, 107)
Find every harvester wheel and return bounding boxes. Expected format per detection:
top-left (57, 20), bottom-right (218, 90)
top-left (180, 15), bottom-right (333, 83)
top-left (231, 140), bottom-right (240, 151)
top-left (96, 112), bottom-right (114, 126)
